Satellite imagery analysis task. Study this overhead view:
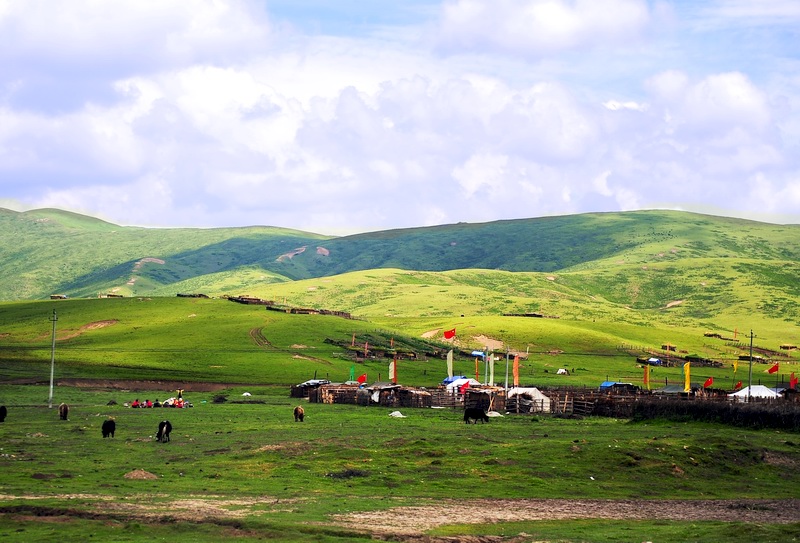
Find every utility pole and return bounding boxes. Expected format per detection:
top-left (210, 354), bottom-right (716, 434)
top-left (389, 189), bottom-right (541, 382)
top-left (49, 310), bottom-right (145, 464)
top-left (48, 309), bottom-right (58, 409)
top-left (747, 330), bottom-right (754, 403)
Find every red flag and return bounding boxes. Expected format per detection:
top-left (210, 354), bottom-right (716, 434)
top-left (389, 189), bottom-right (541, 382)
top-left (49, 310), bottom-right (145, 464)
top-left (444, 328), bottom-right (456, 340)
top-left (703, 377), bottom-right (713, 388)
top-left (790, 372), bottom-right (798, 390)
top-left (734, 380), bottom-right (743, 389)
top-left (357, 373), bottom-right (367, 384)
top-left (459, 381), bottom-right (470, 394)
top-left (768, 363), bottom-right (779, 374)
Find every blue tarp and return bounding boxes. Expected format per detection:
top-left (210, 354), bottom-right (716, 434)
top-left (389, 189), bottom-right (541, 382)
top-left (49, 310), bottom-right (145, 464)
top-left (441, 375), bottom-right (467, 385)
top-left (471, 350), bottom-right (486, 358)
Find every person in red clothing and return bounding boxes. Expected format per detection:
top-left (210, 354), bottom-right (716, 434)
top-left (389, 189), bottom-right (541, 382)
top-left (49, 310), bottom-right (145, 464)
top-left (145, 399), bottom-right (153, 408)
top-left (131, 399), bottom-right (140, 408)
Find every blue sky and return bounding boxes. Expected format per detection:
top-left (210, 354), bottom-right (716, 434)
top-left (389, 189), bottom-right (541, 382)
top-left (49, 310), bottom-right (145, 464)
top-left (1, 0), bottom-right (799, 234)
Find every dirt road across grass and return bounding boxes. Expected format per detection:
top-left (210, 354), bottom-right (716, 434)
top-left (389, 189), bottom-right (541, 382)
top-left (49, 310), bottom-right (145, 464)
top-left (331, 498), bottom-right (800, 537)
top-left (3, 495), bottom-right (799, 541)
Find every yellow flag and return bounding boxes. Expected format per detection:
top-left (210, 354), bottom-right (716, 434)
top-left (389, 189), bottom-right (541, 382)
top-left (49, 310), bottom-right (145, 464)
top-left (683, 362), bottom-right (691, 392)
top-left (733, 359), bottom-right (738, 373)
top-left (643, 365), bottom-right (650, 390)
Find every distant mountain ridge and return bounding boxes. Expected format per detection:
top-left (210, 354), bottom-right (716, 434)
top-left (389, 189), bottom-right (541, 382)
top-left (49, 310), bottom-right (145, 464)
top-left (2, 207), bottom-right (799, 302)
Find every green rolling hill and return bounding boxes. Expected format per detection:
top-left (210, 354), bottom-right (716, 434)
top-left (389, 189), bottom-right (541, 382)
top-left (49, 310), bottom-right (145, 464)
top-left (0, 207), bottom-right (798, 388)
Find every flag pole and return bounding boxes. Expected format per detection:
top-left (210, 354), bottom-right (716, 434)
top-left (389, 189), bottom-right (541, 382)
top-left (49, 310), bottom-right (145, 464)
top-left (504, 349), bottom-right (510, 392)
top-left (747, 330), bottom-right (754, 403)
top-left (48, 309), bottom-right (58, 409)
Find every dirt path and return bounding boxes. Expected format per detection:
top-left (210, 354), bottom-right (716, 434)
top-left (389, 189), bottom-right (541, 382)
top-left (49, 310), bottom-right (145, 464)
top-left (331, 498), bottom-right (800, 537)
top-left (3, 495), bottom-right (798, 540)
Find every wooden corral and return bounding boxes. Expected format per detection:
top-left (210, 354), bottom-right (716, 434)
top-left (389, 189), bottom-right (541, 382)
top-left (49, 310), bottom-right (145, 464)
top-left (464, 388), bottom-right (506, 412)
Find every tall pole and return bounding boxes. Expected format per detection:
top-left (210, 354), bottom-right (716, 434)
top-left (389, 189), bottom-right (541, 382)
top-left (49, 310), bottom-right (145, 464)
top-left (48, 309), bottom-right (58, 409)
top-left (504, 349), bottom-right (510, 392)
top-left (747, 330), bottom-right (754, 403)
top-left (484, 346), bottom-right (489, 384)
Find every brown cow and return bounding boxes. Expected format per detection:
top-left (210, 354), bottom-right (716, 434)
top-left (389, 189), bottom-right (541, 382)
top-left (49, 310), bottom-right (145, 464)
top-left (58, 403), bottom-right (69, 421)
top-left (293, 405), bottom-right (305, 422)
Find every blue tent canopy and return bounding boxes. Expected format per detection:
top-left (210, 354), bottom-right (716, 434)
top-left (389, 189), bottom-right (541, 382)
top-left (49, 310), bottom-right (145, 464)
top-left (441, 375), bottom-right (467, 385)
top-left (471, 350), bottom-right (486, 358)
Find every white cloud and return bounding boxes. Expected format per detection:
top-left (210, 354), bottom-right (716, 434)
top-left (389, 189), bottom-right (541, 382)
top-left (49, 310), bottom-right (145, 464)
top-left (434, 0), bottom-right (653, 57)
top-left (0, 0), bottom-right (799, 232)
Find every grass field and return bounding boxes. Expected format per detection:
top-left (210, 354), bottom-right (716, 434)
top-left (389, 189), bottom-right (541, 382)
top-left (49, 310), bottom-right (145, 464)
top-left (1, 384), bottom-right (799, 542)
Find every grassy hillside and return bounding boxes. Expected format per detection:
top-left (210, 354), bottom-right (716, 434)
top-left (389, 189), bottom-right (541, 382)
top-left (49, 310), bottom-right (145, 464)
top-left (0, 296), bottom-right (796, 391)
top-left (3, 208), bottom-right (800, 303)
top-left (0, 207), bottom-right (327, 300)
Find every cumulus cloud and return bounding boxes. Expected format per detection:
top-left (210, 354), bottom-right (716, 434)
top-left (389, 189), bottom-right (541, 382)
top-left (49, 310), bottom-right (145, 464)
top-left (433, 0), bottom-right (653, 57)
top-left (0, 0), bottom-right (798, 232)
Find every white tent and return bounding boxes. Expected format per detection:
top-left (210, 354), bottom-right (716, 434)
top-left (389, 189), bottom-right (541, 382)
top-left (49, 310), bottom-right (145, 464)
top-left (445, 378), bottom-right (481, 393)
top-left (507, 387), bottom-right (551, 413)
top-left (728, 385), bottom-right (781, 402)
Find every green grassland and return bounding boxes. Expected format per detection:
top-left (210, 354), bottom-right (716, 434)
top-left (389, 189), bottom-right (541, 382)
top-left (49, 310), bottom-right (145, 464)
top-left (1, 385), bottom-right (799, 543)
top-left (1, 296), bottom-right (796, 390)
top-left (2, 208), bottom-right (800, 541)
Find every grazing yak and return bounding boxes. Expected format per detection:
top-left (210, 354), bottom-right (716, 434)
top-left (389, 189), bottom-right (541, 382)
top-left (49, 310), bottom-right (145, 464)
top-left (156, 420), bottom-right (172, 442)
top-left (463, 407), bottom-right (489, 424)
top-left (58, 403), bottom-right (69, 420)
top-left (101, 418), bottom-right (116, 438)
top-left (293, 405), bottom-right (305, 422)
top-left (0, 405), bottom-right (6, 422)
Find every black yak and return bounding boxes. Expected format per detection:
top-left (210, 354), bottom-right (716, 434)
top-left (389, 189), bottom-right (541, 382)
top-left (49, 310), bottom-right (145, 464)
top-left (102, 418), bottom-right (116, 438)
top-left (58, 403), bottom-right (69, 420)
top-left (0, 405), bottom-right (6, 422)
top-left (463, 407), bottom-right (489, 424)
top-left (156, 420), bottom-right (172, 442)
top-left (293, 405), bottom-right (305, 422)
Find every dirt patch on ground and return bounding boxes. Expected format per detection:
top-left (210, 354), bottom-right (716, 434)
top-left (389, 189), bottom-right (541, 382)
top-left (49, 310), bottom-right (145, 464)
top-left (665, 300), bottom-right (684, 308)
top-left (0, 378), bottom-right (242, 392)
top-left (59, 320), bottom-right (118, 340)
top-left (123, 469), bottom-right (158, 480)
top-left (2, 495), bottom-right (798, 539)
top-left (332, 498), bottom-right (800, 536)
top-left (473, 335), bottom-right (504, 351)
top-left (421, 329), bottom-right (441, 339)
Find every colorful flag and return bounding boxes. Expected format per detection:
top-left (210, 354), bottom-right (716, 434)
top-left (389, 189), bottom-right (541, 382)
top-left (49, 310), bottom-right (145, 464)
top-left (768, 363), bottom-right (779, 374)
top-left (389, 359), bottom-right (397, 384)
top-left (488, 354), bottom-right (495, 386)
top-left (513, 355), bottom-right (520, 387)
top-left (683, 362), bottom-right (691, 392)
top-left (349, 366), bottom-right (355, 382)
top-left (357, 373), bottom-right (367, 384)
top-left (703, 376), bottom-right (713, 388)
top-left (459, 381), bottom-right (470, 394)
top-left (446, 350), bottom-right (454, 379)
top-left (444, 328), bottom-right (456, 340)
top-left (734, 380), bottom-right (743, 389)
top-left (732, 359), bottom-right (738, 373)
top-left (790, 372), bottom-right (798, 390)
top-left (643, 365), bottom-right (650, 390)
top-left (475, 357), bottom-right (480, 381)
